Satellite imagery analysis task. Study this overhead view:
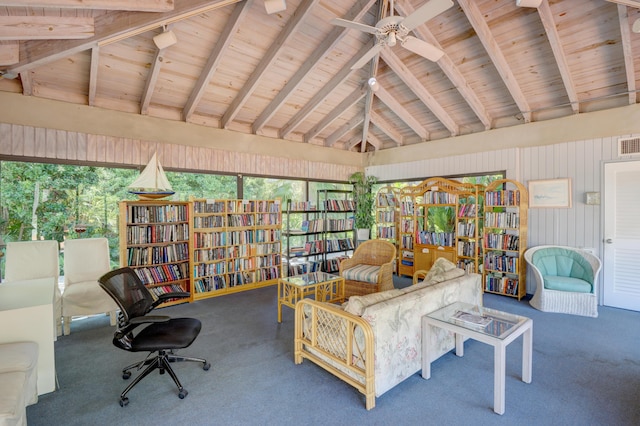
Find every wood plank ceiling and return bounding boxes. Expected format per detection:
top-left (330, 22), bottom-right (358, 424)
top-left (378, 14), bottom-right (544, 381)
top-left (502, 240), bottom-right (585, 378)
top-left (0, 0), bottom-right (638, 153)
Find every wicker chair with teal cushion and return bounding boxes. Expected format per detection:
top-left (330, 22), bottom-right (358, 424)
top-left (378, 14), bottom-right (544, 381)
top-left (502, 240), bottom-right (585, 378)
top-left (339, 239), bottom-right (396, 298)
top-left (524, 245), bottom-right (601, 318)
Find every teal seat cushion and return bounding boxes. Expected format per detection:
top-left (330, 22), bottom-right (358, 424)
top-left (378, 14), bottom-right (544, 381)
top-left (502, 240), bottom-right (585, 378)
top-left (543, 275), bottom-right (593, 293)
top-left (342, 264), bottom-right (380, 284)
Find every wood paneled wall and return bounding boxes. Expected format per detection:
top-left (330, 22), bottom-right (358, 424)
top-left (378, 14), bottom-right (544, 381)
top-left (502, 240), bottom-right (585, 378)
top-left (0, 122), bottom-right (360, 181)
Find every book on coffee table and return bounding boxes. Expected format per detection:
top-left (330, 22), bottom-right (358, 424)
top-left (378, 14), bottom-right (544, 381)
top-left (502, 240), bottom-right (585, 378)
top-left (451, 310), bottom-right (493, 327)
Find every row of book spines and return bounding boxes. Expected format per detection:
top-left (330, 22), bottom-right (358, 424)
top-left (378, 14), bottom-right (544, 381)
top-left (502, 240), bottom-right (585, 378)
top-left (484, 233), bottom-right (519, 250)
top-left (457, 241), bottom-right (477, 257)
top-left (127, 243), bottom-right (189, 266)
top-left (192, 230), bottom-right (281, 247)
top-left (457, 259), bottom-right (478, 273)
top-left (126, 224), bottom-right (189, 245)
top-left (485, 190), bottom-right (521, 206)
top-left (457, 204), bottom-right (478, 217)
top-left (377, 227), bottom-right (396, 239)
top-left (484, 254), bottom-right (519, 273)
top-left (193, 243), bottom-right (281, 261)
top-left (484, 212), bottom-right (520, 228)
top-left (286, 260), bottom-right (323, 275)
top-left (400, 202), bottom-right (414, 215)
top-left (192, 200), bottom-right (280, 214)
top-left (148, 284), bottom-right (188, 300)
top-left (288, 200), bottom-right (316, 211)
top-left (376, 192), bottom-right (398, 207)
top-left (456, 222), bottom-right (476, 237)
top-left (290, 238), bottom-right (354, 255)
top-left (376, 211), bottom-right (395, 222)
top-left (321, 199), bottom-right (356, 211)
top-left (301, 218), bottom-right (354, 232)
top-left (416, 231), bottom-right (455, 247)
top-left (423, 191), bottom-right (457, 204)
top-left (193, 254), bottom-right (280, 276)
top-left (401, 236), bottom-right (413, 250)
top-left (193, 268), bottom-right (281, 292)
top-left (127, 204), bottom-right (188, 224)
top-left (134, 262), bottom-right (189, 285)
top-left (485, 275), bottom-right (520, 295)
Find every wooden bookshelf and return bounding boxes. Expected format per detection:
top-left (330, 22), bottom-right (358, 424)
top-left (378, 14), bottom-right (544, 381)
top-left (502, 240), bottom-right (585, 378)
top-left (190, 199), bottom-right (282, 300)
top-left (397, 187), bottom-right (417, 277)
top-left (482, 179), bottom-right (528, 300)
top-left (375, 186), bottom-right (400, 273)
top-left (119, 200), bottom-right (192, 307)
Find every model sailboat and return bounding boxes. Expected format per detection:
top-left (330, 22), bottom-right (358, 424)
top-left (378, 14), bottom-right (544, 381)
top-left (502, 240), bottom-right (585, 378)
top-left (128, 152), bottom-right (175, 199)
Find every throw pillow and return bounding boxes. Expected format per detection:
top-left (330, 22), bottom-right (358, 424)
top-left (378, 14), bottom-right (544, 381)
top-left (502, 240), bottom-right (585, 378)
top-left (422, 257), bottom-right (465, 284)
top-left (344, 288), bottom-right (404, 316)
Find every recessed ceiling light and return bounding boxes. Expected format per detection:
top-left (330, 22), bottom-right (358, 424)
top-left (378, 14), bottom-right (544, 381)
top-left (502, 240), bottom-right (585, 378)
top-left (516, 0), bottom-right (543, 7)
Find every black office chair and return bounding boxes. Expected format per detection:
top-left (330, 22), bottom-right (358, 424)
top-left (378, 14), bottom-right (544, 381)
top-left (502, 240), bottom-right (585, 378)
top-left (98, 267), bottom-right (210, 407)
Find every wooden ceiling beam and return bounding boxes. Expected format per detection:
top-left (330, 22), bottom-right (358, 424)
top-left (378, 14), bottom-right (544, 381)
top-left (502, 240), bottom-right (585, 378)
top-left (380, 48), bottom-right (459, 136)
top-left (370, 110), bottom-right (403, 146)
top-left (374, 85), bottom-right (428, 140)
top-left (325, 115), bottom-right (363, 147)
top-left (617, 4), bottom-right (637, 105)
top-left (251, 0), bottom-right (377, 134)
top-left (394, 0), bottom-right (492, 130)
top-left (366, 133), bottom-right (382, 151)
top-left (0, 1), bottom-right (174, 12)
top-left (183, 0), bottom-right (251, 122)
top-left (536, 1), bottom-right (579, 114)
top-left (304, 87), bottom-right (365, 143)
top-left (345, 134), bottom-right (362, 151)
top-left (279, 42), bottom-right (372, 139)
top-left (0, 16), bottom-right (94, 40)
top-left (0, 41), bottom-right (18, 65)
top-left (457, 0), bottom-right (531, 123)
top-left (1, 0), bottom-right (241, 75)
top-left (88, 46), bottom-right (99, 106)
top-left (221, 0), bottom-right (319, 129)
top-left (140, 50), bottom-right (165, 115)
top-left (20, 71), bottom-right (32, 96)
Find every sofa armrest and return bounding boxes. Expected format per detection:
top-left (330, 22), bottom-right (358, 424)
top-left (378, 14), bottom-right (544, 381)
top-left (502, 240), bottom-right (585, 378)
top-left (413, 270), bottom-right (428, 285)
top-left (294, 299), bottom-right (376, 410)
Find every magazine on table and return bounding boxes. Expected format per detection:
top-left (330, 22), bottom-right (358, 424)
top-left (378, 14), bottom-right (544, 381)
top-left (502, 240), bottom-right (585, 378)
top-left (451, 310), bottom-right (493, 327)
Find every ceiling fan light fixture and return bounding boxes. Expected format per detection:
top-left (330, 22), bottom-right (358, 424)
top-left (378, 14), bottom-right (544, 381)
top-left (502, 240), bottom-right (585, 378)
top-left (368, 77), bottom-right (380, 92)
top-left (264, 0), bottom-right (286, 14)
top-left (633, 18), bottom-right (640, 34)
top-left (387, 31), bottom-right (397, 47)
top-left (153, 29), bottom-right (177, 50)
top-left (516, 0), bottom-right (542, 7)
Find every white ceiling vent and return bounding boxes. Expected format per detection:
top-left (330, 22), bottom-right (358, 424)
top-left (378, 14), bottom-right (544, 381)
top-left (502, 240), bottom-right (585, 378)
top-left (618, 137), bottom-right (640, 157)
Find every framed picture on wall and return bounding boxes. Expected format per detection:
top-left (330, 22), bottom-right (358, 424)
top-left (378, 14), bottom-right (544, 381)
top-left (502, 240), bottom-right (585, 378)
top-left (528, 178), bottom-right (572, 208)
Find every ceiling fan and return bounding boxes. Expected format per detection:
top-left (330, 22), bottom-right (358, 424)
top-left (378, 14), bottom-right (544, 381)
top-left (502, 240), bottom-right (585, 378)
top-left (331, 0), bottom-right (454, 70)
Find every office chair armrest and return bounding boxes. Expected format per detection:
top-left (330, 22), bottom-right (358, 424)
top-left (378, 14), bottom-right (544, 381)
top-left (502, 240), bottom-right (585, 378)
top-left (152, 292), bottom-right (191, 308)
top-left (129, 315), bottom-right (170, 324)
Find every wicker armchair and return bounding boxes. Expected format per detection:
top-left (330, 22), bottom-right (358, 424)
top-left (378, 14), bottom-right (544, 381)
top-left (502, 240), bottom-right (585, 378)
top-left (339, 239), bottom-right (396, 298)
top-left (524, 245), bottom-right (601, 318)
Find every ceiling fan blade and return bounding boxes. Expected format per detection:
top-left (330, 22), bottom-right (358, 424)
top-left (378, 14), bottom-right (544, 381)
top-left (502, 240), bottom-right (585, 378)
top-left (351, 44), bottom-right (384, 70)
top-left (401, 0), bottom-right (454, 31)
top-left (330, 18), bottom-right (379, 35)
top-left (401, 36), bottom-right (444, 62)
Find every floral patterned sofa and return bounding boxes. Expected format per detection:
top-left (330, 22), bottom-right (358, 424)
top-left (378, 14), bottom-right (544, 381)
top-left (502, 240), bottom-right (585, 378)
top-left (294, 259), bottom-right (482, 410)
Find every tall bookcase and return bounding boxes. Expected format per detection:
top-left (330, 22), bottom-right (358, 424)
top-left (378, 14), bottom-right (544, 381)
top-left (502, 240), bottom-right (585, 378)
top-left (119, 200), bottom-right (191, 307)
top-left (190, 199), bottom-right (282, 300)
top-left (412, 177), bottom-right (483, 273)
top-left (482, 179), bottom-right (528, 300)
top-left (375, 186), bottom-right (400, 272)
top-left (282, 190), bottom-right (355, 276)
top-left (397, 187), bottom-right (417, 277)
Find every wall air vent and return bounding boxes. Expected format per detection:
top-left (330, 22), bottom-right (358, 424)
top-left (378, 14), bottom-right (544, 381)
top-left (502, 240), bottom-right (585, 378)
top-left (618, 137), bottom-right (640, 157)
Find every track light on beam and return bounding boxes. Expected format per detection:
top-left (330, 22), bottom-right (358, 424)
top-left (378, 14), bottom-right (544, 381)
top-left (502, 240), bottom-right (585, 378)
top-left (368, 77), bottom-right (380, 92)
top-left (265, 0), bottom-right (286, 14)
top-left (153, 28), bottom-right (177, 50)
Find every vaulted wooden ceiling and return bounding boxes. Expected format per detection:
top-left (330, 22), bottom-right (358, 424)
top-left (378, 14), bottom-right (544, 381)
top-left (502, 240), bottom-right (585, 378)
top-left (1, 0), bottom-right (639, 153)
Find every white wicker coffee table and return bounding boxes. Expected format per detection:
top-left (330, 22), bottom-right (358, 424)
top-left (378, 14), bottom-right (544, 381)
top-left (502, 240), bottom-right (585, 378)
top-left (421, 302), bottom-right (533, 415)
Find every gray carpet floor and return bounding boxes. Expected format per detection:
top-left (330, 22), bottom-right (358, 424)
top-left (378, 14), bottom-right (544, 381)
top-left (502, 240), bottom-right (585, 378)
top-left (27, 277), bottom-right (640, 426)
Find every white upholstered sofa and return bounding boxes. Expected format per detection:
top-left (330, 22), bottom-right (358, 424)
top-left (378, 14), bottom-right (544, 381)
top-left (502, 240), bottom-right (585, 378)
top-left (294, 259), bottom-right (482, 410)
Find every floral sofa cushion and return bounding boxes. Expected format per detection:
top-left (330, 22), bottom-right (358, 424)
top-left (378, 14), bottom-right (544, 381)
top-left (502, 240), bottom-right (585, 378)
top-left (422, 257), bottom-right (465, 284)
top-left (344, 288), bottom-right (405, 316)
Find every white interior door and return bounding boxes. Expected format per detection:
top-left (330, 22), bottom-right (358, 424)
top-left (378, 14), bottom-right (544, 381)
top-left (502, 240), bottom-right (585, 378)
top-left (603, 161), bottom-right (640, 311)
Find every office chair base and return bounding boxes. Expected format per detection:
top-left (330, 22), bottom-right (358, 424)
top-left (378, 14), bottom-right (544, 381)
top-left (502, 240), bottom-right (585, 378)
top-left (118, 350), bottom-right (209, 406)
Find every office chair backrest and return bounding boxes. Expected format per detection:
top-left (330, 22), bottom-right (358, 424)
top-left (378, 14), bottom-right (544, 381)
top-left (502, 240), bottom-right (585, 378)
top-left (99, 267), bottom-right (155, 323)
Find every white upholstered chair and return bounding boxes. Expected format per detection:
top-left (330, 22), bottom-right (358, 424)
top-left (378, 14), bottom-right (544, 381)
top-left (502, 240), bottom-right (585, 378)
top-left (524, 245), bottom-right (601, 318)
top-left (4, 240), bottom-right (63, 337)
top-left (62, 238), bottom-right (117, 335)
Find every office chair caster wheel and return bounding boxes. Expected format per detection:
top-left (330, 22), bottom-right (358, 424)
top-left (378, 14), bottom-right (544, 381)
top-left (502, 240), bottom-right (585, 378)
top-left (119, 397), bottom-right (129, 407)
top-left (122, 371), bottom-right (131, 380)
top-left (178, 389), bottom-right (188, 399)
top-left (203, 362), bottom-right (211, 371)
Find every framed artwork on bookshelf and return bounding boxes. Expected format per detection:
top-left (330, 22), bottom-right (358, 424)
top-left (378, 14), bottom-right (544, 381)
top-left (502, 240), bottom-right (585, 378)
top-left (528, 178), bottom-right (572, 208)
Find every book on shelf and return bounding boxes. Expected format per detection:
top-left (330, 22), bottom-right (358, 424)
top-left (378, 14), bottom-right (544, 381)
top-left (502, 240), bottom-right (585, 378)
top-left (451, 310), bottom-right (493, 327)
